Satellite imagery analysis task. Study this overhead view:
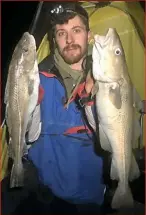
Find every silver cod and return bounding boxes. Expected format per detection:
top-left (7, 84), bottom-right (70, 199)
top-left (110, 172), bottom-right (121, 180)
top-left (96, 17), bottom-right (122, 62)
top-left (4, 32), bottom-right (40, 188)
top-left (88, 28), bottom-right (140, 209)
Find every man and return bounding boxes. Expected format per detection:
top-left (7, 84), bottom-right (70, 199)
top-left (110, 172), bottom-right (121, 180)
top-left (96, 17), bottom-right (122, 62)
top-left (2, 3), bottom-right (106, 214)
top-left (26, 2), bottom-right (106, 214)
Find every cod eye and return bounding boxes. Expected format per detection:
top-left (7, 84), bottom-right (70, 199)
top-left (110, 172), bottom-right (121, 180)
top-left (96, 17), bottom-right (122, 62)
top-left (115, 48), bottom-right (121, 55)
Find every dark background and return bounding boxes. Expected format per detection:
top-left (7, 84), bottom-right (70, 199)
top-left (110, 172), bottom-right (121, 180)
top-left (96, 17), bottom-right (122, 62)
top-left (2, 1), bottom-right (38, 70)
top-left (1, 1), bottom-right (39, 115)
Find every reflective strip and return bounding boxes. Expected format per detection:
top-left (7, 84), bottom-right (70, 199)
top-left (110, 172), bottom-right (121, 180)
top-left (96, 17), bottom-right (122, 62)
top-left (40, 71), bottom-right (57, 78)
top-left (64, 125), bottom-right (92, 135)
top-left (86, 101), bottom-right (94, 106)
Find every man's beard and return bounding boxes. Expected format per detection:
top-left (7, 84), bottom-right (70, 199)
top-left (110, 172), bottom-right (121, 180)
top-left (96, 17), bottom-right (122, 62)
top-left (58, 44), bottom-right (87, 65)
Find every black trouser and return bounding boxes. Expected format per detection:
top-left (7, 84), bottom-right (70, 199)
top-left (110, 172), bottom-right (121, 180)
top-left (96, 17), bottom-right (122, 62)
top-left (2, 180), bottom-right (102, 215)
top-left (2, 187), bottom-right (102, 215)
top-left (1, 158), bottom-right (104, 215)
top-left (2, 158), bottom-right (144, 215)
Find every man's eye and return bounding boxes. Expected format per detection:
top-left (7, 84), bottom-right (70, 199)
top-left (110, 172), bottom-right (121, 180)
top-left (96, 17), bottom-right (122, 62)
top-left (58, 32), bottom-right (66, 37)
top-left (73, 28), bottom-right (81, 33)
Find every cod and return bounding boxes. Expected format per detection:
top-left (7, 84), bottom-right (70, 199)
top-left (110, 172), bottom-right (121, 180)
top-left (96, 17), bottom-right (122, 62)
top-left (85, 28), bottom-right (140, 209)
top-left (4, 32), bottom-right (40, 188)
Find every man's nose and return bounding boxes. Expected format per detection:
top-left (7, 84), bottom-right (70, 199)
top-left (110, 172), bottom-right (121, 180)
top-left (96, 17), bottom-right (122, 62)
top-left (66, 33), bottom-right (74, 44)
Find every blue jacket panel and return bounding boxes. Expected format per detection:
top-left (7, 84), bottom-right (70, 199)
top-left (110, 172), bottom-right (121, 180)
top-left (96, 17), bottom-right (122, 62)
top-left (28, 72), bottom-right (105, 205)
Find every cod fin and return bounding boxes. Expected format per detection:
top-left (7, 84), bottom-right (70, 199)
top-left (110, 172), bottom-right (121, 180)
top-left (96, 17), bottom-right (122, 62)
top-left (129, 153), bottom-right (140, 181)
top-left (109, 84), bottom-right (122, 109)
top-left (110, 158), bottom-right (118, 180)
top-left (133, 86), bottom-right (142, 112)
top-left (23, 143), bottom-right (28, 155)
top-left (28, 79), bottom-right (34, 95)
top-left (132, 115), bottom-right (141, 148)
top-left (85, 106), bottom-right (96, 131)
top-left (112, 185), bottom-right (134, 209)
top-left (99, 124), bottom-right (112, 152)
top-left (8, 138), bottom-right (14, 159)
top-left (10, 161), bottom-right (24, 188)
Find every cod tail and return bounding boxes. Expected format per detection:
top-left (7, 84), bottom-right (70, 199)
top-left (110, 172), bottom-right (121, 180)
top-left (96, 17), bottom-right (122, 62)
top-left (10, 160), bottom-right (24, 188)
top-left (111, 184), bottom-right (134, 209)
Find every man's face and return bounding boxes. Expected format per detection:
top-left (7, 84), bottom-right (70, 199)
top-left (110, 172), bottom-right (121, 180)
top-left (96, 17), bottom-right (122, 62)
top-left (54, 15), bottom-right (90, 65)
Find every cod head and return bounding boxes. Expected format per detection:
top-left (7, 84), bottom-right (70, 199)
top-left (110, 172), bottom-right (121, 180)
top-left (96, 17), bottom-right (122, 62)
top-left (10, 32), bottom-right (37, 74)
top-left (92, 28), bottom-right (127, 83)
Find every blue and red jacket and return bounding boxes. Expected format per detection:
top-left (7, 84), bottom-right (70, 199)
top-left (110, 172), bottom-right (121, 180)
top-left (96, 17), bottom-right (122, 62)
top-left (28, 64), bottom-right (105, 205)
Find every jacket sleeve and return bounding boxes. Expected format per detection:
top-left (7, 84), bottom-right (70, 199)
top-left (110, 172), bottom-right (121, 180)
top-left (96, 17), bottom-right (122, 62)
top-left (27, 104), bottom-right (42, 142)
